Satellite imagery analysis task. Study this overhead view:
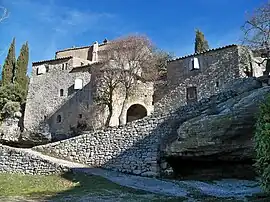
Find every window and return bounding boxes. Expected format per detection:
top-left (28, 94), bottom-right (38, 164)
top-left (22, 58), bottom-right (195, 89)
top-left (216, 81), bottom-right (219, 87)
top-left (79, 114), bottom-right (82, 119)
top-left (45, 65), bottom-right (49, 72)
top-left (74, 78), bottom-right (83, 89)
top-left (56, 115), bottom-right (62, 123)
top-left (189, 57), bottom-right (200, 70)
top-left (186, 87), bottom-right (197, 103)
top-left (62, 64), bottom-right (64, 70)
top-left (65, 63), bottom-right (68, 69)
top-left (60, 89), bottom-right (64, 96)
top-left (36, 65), bottom-right (46, 75)
top-left (81, 62), bottom-right (84, 66)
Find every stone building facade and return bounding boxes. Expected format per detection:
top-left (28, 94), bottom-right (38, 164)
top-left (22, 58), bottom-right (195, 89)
top-left (24, 40), bottom-right (154, 139)
top-left (154, 45), bottom-right (267, 114)
top-left (24, 41), bottom-right (266, 140)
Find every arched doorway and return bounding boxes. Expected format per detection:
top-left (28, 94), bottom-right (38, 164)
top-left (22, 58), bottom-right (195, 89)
top-left (126, 104), bottom-right (147, 123)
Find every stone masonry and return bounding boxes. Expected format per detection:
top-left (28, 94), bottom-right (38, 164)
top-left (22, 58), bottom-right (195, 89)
top-left (154, 45), bottom-right (266, 114)
top-left (0, 144), bottom-right (69, 175)
top-left (33, 77), bottom-right (263, 177)
top-left (24, 40), bottom-right (154, 139)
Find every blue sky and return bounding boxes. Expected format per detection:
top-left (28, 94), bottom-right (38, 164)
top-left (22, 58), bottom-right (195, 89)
top-left (0, 0), bottom-right (268, 74)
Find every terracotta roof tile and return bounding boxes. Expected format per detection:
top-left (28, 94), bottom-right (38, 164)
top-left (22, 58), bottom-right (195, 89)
top-left (32, 56), bottom-right (73, 65)
top-left (169, 44), bottom-right (238, 62)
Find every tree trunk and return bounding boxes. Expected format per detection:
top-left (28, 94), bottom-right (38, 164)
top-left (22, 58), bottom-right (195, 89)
top-left (105, 104), bottom-right (113, 127)
top-left (118, 91), bottom-right (128, 125)
top-left (266, 59), bottom-right (270, 74)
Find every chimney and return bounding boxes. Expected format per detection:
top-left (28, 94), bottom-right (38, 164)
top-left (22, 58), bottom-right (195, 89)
top-left (92, 41), bottom-right (99, 62)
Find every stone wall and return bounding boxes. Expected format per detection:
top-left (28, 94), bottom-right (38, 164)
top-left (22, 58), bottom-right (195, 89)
top-left (33, 77), bottom-right (262, 177)
top-left (0, 144), bottom-right (68, 175)
top-left (154, 45), bottom-right (265, 114)
top-left (24, 58), bottom-right (92, 138)
top-left (56, 46), bottom-right (93, 61)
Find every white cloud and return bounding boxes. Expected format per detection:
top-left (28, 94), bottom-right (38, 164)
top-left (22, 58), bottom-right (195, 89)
top-left (0, 0), bottom-right (118, 73)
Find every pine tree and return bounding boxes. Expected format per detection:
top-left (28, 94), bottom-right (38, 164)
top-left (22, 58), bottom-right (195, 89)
top-left (14, 42), bottom-right (29, 91)
top-left (2, 38), bottom-right (16, 86)
top-left (195, 29), bottom-right (209, 53)
top-left (254, 95), bottom-right (270, 192)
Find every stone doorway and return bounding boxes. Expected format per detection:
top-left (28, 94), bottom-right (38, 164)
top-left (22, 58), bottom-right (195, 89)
top-left (126, 104), bottom-right (147, 123)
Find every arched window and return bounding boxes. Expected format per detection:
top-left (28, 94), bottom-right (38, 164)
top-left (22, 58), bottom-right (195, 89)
top-left (56, 115), bottom-right (62, 123)
top-left (60, 89), bottom-right (64, 96)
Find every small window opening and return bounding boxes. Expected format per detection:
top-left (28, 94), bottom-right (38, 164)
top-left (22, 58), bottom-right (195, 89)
top-left (79, 114), bottom-right (82, 119)
top-left (81, 62), bottom-right (84, 66)
top-left (60, 89), bottom-right (64, 96)
top-left (62, 64), bottom-right (64, 70)
top-left (216, 81), bottom-right (219, 87)
top-left (56, 115), bottom-right (62, 123)
top-left (45, 66), bottom-right (49, 72)
top-left (65, 63), bottom-right (68, 69)
top-left (186, 87), bottom-right (197, 104)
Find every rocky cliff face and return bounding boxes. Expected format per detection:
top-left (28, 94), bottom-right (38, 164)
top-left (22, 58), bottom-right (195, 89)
top-left (162, 78), bottom-right (270, 179)
top-left (0, 113), bottom-right (51, 148)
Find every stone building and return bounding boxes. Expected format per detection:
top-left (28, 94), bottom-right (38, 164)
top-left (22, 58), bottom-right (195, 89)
top-left (24, 41), bottom-right (267, 140)
top-left (24, 40), bottom-right (154, 139)
top-left (154, 45), bottom-right (267, 113)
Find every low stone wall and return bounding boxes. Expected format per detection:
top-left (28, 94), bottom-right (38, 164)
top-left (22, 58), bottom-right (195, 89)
top-left (32, 78), bottom-right (262, 177)
top-left (0, 144), bottom-right (69, 175)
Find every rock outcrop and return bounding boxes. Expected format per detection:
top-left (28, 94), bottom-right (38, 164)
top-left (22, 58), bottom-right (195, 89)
top-left (162, 83), bottom-right (270, 179)
top-left (0, 114), bottom-right (51, 147)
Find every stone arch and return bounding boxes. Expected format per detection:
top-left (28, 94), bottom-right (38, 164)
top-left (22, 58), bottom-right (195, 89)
top-left (126, 104), bottom-right (147, 123)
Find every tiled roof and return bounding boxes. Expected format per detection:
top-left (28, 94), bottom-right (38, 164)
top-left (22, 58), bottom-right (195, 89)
top-left (169, 44), bottom-right (238, 62)
top-left (32, 56), bottom-right (73, 65)
top-left (55, 46), bottom-right (92, 54)
top-left (69, 62), bottom-right (103, 73)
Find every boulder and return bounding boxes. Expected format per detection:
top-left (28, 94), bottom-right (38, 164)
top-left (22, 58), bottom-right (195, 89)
top-left (164, 86), bottom-right (270, 161)
top-left (0, 117), bottom-right (21, 143)
top-left (0, 117), bottom-right (51, 147)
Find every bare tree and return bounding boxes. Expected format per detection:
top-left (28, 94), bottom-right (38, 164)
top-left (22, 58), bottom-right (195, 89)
top-left (103, 35), bottom-right (159, 125)
top-left (241, 2), bottom-right (270, 74)
top-left (92, 65), bottom-right (122, 127)
top-left (0, 7), bottom-right (8, 23)
top-left (91, 35), bottom-right (165, 126)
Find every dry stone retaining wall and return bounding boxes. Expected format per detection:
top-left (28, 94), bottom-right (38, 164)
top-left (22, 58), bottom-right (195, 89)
top-left (0, 144), bottom-right (69, 175)
top-left (32, 78), bottom-right (262, 177)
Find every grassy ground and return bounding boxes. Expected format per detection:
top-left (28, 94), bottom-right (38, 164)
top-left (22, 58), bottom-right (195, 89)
top-left (0, 172), bottom-right (269, 201)
top-left (0, 172), bottom-right (184, 201)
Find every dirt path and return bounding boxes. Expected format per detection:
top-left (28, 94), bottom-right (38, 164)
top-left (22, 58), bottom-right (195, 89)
top-left (25, 148), bottom-right (263, 200)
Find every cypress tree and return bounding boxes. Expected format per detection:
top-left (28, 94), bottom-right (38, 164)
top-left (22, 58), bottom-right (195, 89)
top-left (15, 42), bottom-right (29, 91)
top-left (2, 38), bottom-right (16, 86)
top-left (195, 29), bottom-right (209, 53)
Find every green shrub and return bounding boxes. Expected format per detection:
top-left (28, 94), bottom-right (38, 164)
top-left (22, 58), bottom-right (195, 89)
top-left (0, 83), bottom-right (26, 110)
top-left (254, 95), bottom-right (270, 192)
top-left (1, 101), bottom-right (20, 118)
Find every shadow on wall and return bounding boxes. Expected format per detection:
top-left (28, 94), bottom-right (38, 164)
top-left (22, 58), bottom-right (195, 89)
top-left (33, 82), bottom-right (249, 182)
top-left (30, 72), bottom-right (100, 142)
top-left (33, 69), bottom-right (150, 142)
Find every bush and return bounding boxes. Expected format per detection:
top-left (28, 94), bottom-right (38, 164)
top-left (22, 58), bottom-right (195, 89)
top-left (0, 83), bottom-right (26, 110)
top-left (1, 101), bottom-right (20, 119)
top-left (254, 95), bottom-right (270, 192)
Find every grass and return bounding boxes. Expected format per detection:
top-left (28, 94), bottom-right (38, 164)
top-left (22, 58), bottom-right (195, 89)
top-left (1, 172), bottom-right (269, 201)
top-left (0, 172), bottom-right (184, 201)
top-left (0, 173), bottom-right (74, 197)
